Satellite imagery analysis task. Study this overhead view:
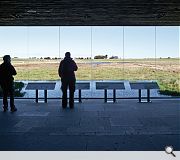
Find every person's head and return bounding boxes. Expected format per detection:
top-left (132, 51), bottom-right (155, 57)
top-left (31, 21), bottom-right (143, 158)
top-left (3, 55), bottom-right (11, 63)
top-left (65, 52), bottom-right (71, 58)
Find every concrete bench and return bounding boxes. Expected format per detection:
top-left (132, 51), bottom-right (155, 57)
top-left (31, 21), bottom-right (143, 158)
top-left (129, 82), bottom-right (159, 103)
top-left (76, 82), bottom-right (90, 103)
top-left (25, 82), bottom-right (56, 103)
top-left (96, 82), bottom-right (125, 103)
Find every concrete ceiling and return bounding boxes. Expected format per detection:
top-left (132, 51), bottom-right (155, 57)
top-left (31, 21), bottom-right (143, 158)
top-left (0, 0), bottom-right (180, 26)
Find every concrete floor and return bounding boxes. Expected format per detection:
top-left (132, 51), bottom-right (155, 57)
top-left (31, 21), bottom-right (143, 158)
top-left (0, 99), bottom-right (179, 151)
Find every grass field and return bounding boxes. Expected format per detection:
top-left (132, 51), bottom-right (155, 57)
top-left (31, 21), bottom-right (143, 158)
top-left (0, 58), bottom-right (179, 96)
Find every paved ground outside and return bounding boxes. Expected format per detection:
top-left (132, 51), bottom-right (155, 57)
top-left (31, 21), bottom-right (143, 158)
top-left (0, 99), bottom-right (179, 151)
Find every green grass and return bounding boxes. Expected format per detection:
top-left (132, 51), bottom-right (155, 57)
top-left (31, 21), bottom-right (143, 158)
top-left (0, 58), bottom-right (179, 96)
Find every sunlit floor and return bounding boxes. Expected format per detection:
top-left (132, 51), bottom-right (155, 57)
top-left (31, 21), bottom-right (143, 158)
top-left (0, 99), bottom-right (179, 151)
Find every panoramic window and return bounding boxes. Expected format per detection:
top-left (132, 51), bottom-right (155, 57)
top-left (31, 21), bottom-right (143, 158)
top-left (0, 26), bottom-right (179, 98)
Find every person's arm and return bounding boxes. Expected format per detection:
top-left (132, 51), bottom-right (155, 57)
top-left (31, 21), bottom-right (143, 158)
top-left (11, 65), bottom-right (17, 76)
top-left (58, 61), bottom-right (63, 77)
top-left (73, 60), bottom-right (78, 71)
top-left (0, 66), bottom-right (2, 83)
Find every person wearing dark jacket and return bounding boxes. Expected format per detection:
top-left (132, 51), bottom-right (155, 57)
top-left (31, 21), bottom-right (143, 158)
top-left (58, 52), bottom-right (78, 108)
top-left (0, 55), bottom-right (17, 112)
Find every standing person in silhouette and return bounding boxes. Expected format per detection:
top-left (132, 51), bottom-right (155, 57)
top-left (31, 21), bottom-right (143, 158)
top-left (58, 52), bottom-right (78, 109)
top-left (0, 55), bottom-right (17, 112)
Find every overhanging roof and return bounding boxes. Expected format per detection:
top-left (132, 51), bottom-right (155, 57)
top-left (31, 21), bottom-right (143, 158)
top-left (0, 0), bottom-right (180, 26)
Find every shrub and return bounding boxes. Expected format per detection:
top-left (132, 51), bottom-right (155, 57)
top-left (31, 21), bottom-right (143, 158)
top-left (0, 82), bottom-right (25, 97)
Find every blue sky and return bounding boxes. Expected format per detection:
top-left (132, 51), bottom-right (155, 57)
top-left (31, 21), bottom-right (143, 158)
top-left (0, 26), bottom-right (179, 58)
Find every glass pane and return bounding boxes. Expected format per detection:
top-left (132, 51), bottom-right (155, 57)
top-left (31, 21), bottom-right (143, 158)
top-left (26, 27), bottom-right (59, 98)
top-left (0, 26), bottom-right (28, 80)
top-left (0, 26), bottom-right (28, 98)
top-left (91, 26), bottom-right (123, 80)
top-left (156, 26), bottom-right (179, 97)
top-left (91, 26), bottom-right (124, 98)
top-left (60, 26), bottom-right (92, 98)
top-left (60, 26), bottom-right (92, 80)
top-left (28, 27), bottom-right (59, 81)
top-left (124, 26), bottom-right (156, 97)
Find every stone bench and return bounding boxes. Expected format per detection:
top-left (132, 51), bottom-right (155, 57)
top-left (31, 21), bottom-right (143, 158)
top-left (25, 82), bottom-right (56, 103)
top-left (75, 82), bottom-right (90, 103)
top-left (129, 82), bottom-right (159, 103)
top-left (96, 82), bottom-right (125, 103)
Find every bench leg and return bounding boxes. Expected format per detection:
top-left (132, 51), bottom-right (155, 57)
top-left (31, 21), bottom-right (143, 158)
top-left (79, 89), bottom-right (82, 103)
top-left (36, 90), bottom-right (38, 103)
top-left (104, 89), bottom-right (107, 103)
top-left (44, 90), bottom-right (47, 103)
top-left (113, 89), bottom-right (116, 103)
top-left (147, 89), bottom-right (150, 102)
top-left (138, 89), bottom-right (141, 102)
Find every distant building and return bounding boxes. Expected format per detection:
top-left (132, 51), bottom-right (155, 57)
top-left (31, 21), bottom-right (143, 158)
top-left (44, 57), bottom-right (51, 60)
top-left (109, 56), bottom-right (119, 59)
top-left (94, 55), bottom-right (108, 59)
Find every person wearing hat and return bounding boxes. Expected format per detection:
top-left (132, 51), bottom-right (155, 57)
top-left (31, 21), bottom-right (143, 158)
top-left (0, 55), bottom-right (17, 112)
top-left (58, 52), bottom-right (78, 109)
